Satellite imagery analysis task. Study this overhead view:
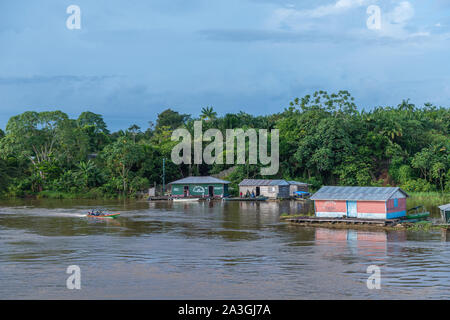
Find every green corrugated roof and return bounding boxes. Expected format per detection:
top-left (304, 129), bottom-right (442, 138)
top-left (169, 176), bottom-right (230, 185)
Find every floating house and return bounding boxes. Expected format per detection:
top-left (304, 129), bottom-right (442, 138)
top-left (238, 179), bottom-right (290, 199)
top-left (287, 181), bottom-right (310, 196)
top-left (439, 204), bottom-right (450, 224)
top-left (310, 186), bottom-right (409, 219)
top-left (169, 176), bottom-right (230, 198)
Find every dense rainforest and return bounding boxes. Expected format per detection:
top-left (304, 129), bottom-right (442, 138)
top-left (0, 91), bottom-right (449, 199)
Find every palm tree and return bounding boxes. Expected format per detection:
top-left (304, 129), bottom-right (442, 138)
top-left (200, 106), bottom-right (217, 122)
top-left (76, 160), bottom-right (96, 189)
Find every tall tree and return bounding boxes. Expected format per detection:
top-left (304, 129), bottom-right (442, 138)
top-left (0, 111), bottom-right (69, 183)
top-left (200, 106), bottom-right (217, 122)
top-left (101, 138), bottom-right (145, 194)
top-left (155, 109), bottom-right (190, 131)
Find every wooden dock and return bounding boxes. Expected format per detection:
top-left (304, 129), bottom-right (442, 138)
top-left (287, 216), bottom-right (401, 227)
top-left (147, 196), bottom-right (171, 201)
top-left (224, 197), bottom-right (268, 202)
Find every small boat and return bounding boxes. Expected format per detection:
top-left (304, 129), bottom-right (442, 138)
top-left (406, 212), bottom-right (430, 220)
top-left (86, 209), bottom-right (120, 219)
top-left (172, 198), bottom-right (200, 202)
top-left (406, 206), bottom-right (430, 220)
top-left (294, 191), bottom-right (310, 200)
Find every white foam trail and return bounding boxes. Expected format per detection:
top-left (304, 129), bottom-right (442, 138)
top-left (0, 208), bottom-right (88, 218)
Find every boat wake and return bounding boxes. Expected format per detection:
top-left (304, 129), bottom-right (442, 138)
top-left (0, 207), bottom-right (88, 218)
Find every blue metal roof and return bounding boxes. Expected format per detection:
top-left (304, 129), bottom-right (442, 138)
top-left (287, 181), bottom-right (309, 186)
top-left (310, 186), bottom-right (409, 201)
top-left (239, 179), bottom-right (289, 186)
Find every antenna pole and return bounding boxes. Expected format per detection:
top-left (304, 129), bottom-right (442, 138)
top-left (162, 158), bottom-right (166, 195)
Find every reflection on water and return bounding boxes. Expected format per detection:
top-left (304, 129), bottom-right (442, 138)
top-left (0, 199), bottom-right (449, 299)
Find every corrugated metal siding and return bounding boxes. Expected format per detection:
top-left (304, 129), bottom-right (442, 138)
top-left (238, 184), bottom-right (289, 198)
top-left (239, 179), bottom-right (289, 186)
top-left (289, 184), bottom-right (309, 195)
top-left (389, 190), bottom-right (407, 199)
top-left (261, 186), bottom-right (277, 198)
top-left (278, 185), bottom-right (290, 198)
top-left (239, 185), bottom-right (278, 198)
top-left (169, 176), bottom-right (230, 185)
top-left (287, 181), bottom-right (308, 186)
top-left (310, 186), bottom-right (409, 201)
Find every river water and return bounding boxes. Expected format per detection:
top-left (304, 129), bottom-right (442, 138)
top-left (0, 199), bottom-right (449, 299)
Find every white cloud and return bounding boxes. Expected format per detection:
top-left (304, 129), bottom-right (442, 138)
top-left (309, 0), bottom-right (371, 17)
top-left (267, 0), bottom-right (374, 30)
top-left (267, 0), bottom-right (431, 42)
top-left (376, 1), bottom-right (420, 39)
top-left (296, 0), bottom-right (371, 18)
top-left (389, 1), bottom-right (414, 24)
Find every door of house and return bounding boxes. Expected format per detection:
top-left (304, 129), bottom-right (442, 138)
top-left (208, 186), bottom-right (214, 197)
top-left (255, 187), bottom-right (260, 196)
top-left (347, 201), bottom-right (357, 218)
top-left (183, 186), bottom-right (189, 197)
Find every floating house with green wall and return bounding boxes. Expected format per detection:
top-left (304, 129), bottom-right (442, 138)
top-left (169, 176), bottom-right (230, 198)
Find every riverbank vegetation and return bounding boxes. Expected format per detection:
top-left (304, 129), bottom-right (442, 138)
top-left (0, 90), bottom-right (449, 199)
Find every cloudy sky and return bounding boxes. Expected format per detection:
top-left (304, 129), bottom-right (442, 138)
top-left (1, 0), bottom-right (450, 131)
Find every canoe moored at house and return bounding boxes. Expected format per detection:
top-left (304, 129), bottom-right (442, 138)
top-left (238, 179), bottom-right (290, 199)
top-left (168, 176), bottom-right (230, 198)
top-left (310, 186), bottom-right (409, 220)
top-left (287, 181), bottom-right (310, 197)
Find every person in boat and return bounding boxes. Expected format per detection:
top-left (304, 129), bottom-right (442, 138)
top-left (89, 210), bottom-right (101, 216)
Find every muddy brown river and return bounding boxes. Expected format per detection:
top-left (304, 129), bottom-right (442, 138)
top-left (0, 199), bottom-right (449, 299)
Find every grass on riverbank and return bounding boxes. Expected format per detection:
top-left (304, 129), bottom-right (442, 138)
top-left (36, 190), bottom-right (109, 199)
top-left (407, 192), bottom-right (450, 204)
top-left (35, 190), bottom-right (143, 200)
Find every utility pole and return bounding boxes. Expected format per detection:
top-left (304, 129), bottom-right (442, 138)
top-left (162, 158), bottom-right (166, 195)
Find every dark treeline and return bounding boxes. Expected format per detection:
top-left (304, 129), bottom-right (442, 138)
top-left (0, 91), bottom-right (449, 198)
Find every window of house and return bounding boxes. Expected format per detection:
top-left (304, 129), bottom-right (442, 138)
top-left (394, 199), bottom-right (398, 207)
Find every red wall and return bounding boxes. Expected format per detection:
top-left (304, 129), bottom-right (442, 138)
top-left (386, 198), bottom-right (406, 213)
top-left (315, 200), bottom-right (347, 212)
top-left (357, 201), bottom-right (386, 214)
